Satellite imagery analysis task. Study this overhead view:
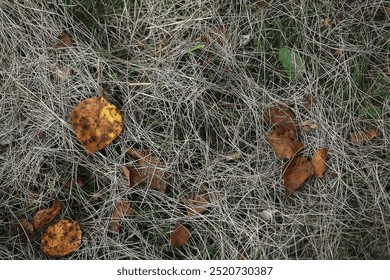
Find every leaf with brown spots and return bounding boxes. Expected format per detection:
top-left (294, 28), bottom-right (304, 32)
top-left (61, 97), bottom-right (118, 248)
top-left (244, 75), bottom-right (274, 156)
top-left (312, 148), bottom-right (327, 178)
top-left (266, 125), bottom-right (304, 159)
top-left (32, 199), bottom-right (62, 230)
top-left (283, 157), bottom-right (314, 196)
top-left (51, 31), bottom-right (72, 49)
top-left (170, 223), bottom-right (190, 248)
top-left (71, 97), bottom-right (123, 153)
top-left (126, 148), bottom-right (168, 192)
top-left (41, 219), bottom-right (82, 257)
top-left (186, 194), bottom-right (210, 217)
top-left (109, 201), bottom-right (133, 234)
top-left (350, 129), bottom-right (381, 145)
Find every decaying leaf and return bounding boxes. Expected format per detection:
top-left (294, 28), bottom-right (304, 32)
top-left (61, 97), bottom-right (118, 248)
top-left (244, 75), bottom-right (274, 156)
top-left (122, 166), bottom-right (131, 186)
top-left (320, 18), bottom-right (332, 27)
top-left (259, 209), bottom-right (277, 222)
top-left (32, 200), bottom-right (62, 230)
top-left (51, 31), bottom-right (72, 49)
top-left (186, 194), bottom-right (210, 217)
top-left (109, 201), bottom-right (133, 233)
top-left (266, 125), bottom-right (304, 159)
top-left (263, 106), bottom-right (297, 132)
top-left (300, 120), bottom-right (319, 132)
top-left (11, 219), bottom-right (35, 239)
top-left (170, 223), bottom-right (190, 248)
top-left (283, 157), bottom-right (314, 196)
top-left (41, 219), bottom-right (82, 257)
top-left (63, 176), bottom-right (84, 189)
top-left (71, 97), bottom-right (123, 153)
top-left (126, 148), bottom-right (168, 192)
top-left (312, 147), bottom-right (327, 178)
top-left (304, 94), bottom-right (316, 109)
top-left (350, 129), bottom-right (381, 145)
top-left (224, 151), bottom-right (242, 161)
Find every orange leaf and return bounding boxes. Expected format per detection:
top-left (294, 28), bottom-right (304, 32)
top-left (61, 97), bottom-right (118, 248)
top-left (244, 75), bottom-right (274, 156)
top-left (41, 219), bottom-right (82, 257)
top-left (283, 157), bottom-right (313, 196)
top-left (170, 223), bottom-right (190, 248)
top-left (127, 148), bottom-right (168, 192)
top-left (109, 201), bottom-right (133, 233)
top-left (71, 97), bottom-right (123, 153)
top-left (266, 125), bottom-right (303, 159)
top-left (32, 199), bottom-right (62, 230)
top-left (312, 148), bottom-right (327, 178)
top-left (350, 129), bottom-right (380, 145)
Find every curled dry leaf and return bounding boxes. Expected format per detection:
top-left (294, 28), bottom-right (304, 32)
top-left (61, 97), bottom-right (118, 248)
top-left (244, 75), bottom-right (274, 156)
top-left (170, 223), bottom-right (190, 248)
top-left (109, 201), bottom-right (133, 234)
top-left (266, 125), bottom-right (304, 159)
top-left (41, 219), bottom-right (82, 257)
top-left (186, 194), bottom-right (210, 217)
top-left (312, 147), bottom-right (327, 178)
top-left (283, 157), bottom-right (314, 196)
top-left (71, 97), bottom-right (123, 153)
top-left (51, 31), bottom-right (72, 49)
top-left (350, 129), bottom-right (381, 145)
top-left (126, 148), bottom-right (168, 192)
top-left (32, 199), bottom-right (62, 230)
top-left (300, 120), bottom-right (319, 132)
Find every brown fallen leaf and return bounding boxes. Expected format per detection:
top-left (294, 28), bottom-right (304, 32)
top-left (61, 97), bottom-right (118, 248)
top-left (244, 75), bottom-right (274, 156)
top-left (283, 157), bottom-right (314, 196)
top-left (263, 106), bottom-right (297, 133)
top-left (385, 5), bottom-right (390, 15)
top-left (32, 199), bottom-right (62, 230)
top-left (350, 129), bottom-right (381, 145)
top-left (63, 176), bottom-right (85, 189)
top-left (312, 147), bottom-right (327, 178)
top-left (304, 94), bottom-right (316, 109)
top-left (109, 201), bottom-right (133, 233)
top-left (320, 18), bottom-right (332, 27)
top-left (41, 219), bottom-right (82, 257)
top-left (266, 125), bottom-right (304, 159)
top-left (300, 120), bottom-right (319, 132)
top-left (170, 223), bottom-right (190, 248)
top-left (11, 219), bottom-right (35, 240)
top-left (126, 148), bottom-right (168, 192)
top-left (186, 194), bottom-right (210, 217)
top-left (51, 31), bottom-right (72, 49)
top-left (199, 25), bottom-right (229, 46)
top-left (71, 97), bottom-right (123, 153)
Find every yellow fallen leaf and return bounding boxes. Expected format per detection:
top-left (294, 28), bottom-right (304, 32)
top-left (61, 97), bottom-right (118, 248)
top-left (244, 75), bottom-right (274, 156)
top-left (41, 219), bottom-right (82, 257)
top-left (71, 97), bottom-right (123, 153)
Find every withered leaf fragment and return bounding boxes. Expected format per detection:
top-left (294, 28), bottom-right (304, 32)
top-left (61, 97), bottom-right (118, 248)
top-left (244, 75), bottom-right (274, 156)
top-left (263, 106), bottom-right (297, 133)
top-left (109, 202), bottom-right (133, 234)
top-left (71, 97), bottom-right (123, 153)
top-left (126, 148), bottom-right (168, 192)
top-left (32, 199), bottom-right (62, 230)
top-left (11, 219), bottom-right (35, 240)
top-left (283, 157), bottom-right (314, 196)
top-left (350, 129), bottom-right (381, 146)
top-left (51, 31), bottom-right (72, 49)
top-left (186, 194), bottom-right (210, 217)
top-left (41, 219), bottom-right (82, 257)
top-left (312, 148), bottom-right (327, 178)
top-left (170, 223), bottom-right (190, 248)
top-left (266, 125), bottom-right (304, 159)
top-left (300, 120), bottom-right (319, 132)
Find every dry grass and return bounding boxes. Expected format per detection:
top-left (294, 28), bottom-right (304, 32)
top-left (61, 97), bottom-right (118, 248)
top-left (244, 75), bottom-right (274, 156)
top-left (1, 0), bottom-right (389, 259)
